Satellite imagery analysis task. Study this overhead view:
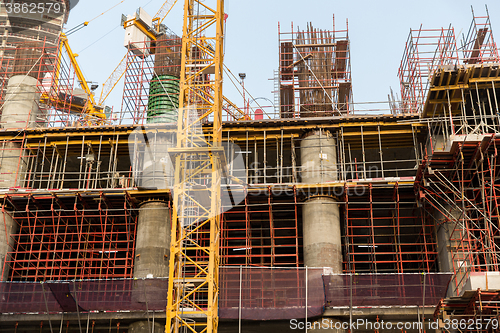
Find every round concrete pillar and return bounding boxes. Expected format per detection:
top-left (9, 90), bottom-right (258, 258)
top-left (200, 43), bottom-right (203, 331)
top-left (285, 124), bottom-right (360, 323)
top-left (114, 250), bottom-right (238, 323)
top-left (302, 196), bottom-right (342, 273)
top-left (0, 141), bottom-right (27, 189)
top-left (435, 203), bottom-right (465, 273)
top-left (300, 129), bottom-right (337, 183)
top-left (132, 201), bottom-right (170, 330)
top-left (1, 75), bottom-right (43, 129)
top-left (128, 321), bottom-right (163, 333)
top-left (300, 129), bottom-right (342, 272)
top-left (133, 201), bottom-right (171, 278)
top-left (434, 203), bottom-right (465, 297)
top-left (0, 211), bottom-right (16, 281)
top-left (0, 75), bottom-right (43, 190)
top-left (141, 135), bottom-right (174, 189)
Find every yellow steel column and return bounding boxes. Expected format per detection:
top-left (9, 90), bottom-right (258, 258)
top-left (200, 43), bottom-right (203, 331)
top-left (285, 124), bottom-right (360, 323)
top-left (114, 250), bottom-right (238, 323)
top-left (166, 1), bottom-right (224, 333)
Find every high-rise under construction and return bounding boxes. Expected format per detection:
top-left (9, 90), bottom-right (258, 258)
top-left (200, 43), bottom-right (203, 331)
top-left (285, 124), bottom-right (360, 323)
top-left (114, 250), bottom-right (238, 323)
top-left (1, 1), bottom-right (500, 332)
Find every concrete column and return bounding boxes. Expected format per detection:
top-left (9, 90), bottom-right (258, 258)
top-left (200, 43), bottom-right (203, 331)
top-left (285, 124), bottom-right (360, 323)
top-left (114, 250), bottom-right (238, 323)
top-left (435, 203), bottom-right (465, 273)
top-left (0, 211), bottom-right (16, 281)
top-left (300, 129), bottom-right (342, 272)
top-left (0, 141), bottom-right (27, 189)
top-left (132, 201), bottom-right (171, 332)
top-left (133, 201), bottom-right (171, 278)
top-left (0, 75), bottom-right (39, 189)
top-left (300, 129), bottom-right (338, 183)
top-left (0, 75), bottom-right (44, 279)
top-left (302, 196), bottom-right (342, 272)
top-left (128, 321), bottom-right (164, 333)
top-left (1, 75), bottom-right (42, 129)
top-left (141, 135), bottom-right (175, 189)
top-left (435, 203), bottom-right (469, 296)
top-left (300, 130), bottom-right (344, 330)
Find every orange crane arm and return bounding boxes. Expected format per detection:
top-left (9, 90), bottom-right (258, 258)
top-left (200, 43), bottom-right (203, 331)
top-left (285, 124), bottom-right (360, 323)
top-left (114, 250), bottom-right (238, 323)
top-left (60, 33), bottom-right (105, 119)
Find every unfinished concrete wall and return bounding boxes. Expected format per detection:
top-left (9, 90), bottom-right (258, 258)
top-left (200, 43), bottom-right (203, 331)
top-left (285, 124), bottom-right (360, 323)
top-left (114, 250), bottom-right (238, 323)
top-left (0, 211), bottom-right (15, 281)
top-left (434, 202), bottom-right (471, 296)
top-left (435, 204), bottom-right (464, 273)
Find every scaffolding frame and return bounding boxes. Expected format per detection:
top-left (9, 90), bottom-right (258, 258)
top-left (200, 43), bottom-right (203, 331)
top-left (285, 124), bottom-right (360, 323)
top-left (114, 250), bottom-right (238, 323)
top-left (278, 18), bottom-right (352, 119)
top-left (2, 192), bottom-right (138, 281)
top-left (415, 60), bottom-right (500, 296)
top-left (461, 6), bottom-right (500, 65)
top-left (221, 187), bottom-right (300, 267)
top-left (0, 113), bottom-right (436, 283)
top-left (398, 26), bottom-right (459, 114)
top-left (418, 136), bottom-right (500, 295)
top-left (0, 38), bottom-right (108, 128)
top-left (344, 184), bottom-right (438, 274)
top-left (435, 288), bottom-right (500, 333)
top-left (0, 115), bottom-right (424, 187)
top-left (398, 7), bottom-right (500, 116)
top-left (120, 39), bottom-right (245, 125)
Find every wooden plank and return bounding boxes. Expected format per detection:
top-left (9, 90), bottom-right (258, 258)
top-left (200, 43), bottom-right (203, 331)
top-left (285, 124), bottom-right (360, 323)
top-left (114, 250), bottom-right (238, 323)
top-left (287, 53), bottom-right (312, 68)
top-left (294, 42), bottom-right (337, 48)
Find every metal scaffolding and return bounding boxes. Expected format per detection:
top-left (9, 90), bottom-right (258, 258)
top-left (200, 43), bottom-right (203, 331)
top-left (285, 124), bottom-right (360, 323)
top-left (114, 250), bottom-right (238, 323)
top-left (435, 287), bottom-right (500, 333)
top-left (398, 27), bottom-right (459, 114)
top-left (344, 184), bottom-right (438, 273)
top-left (2, 192), bottom-right (137, 281)
top-left (2, 7), bottom-right (500, 333)
top-left (278, 18), bottom-right (352, 118)
top-left (0, 38), bottom-right (109, 128)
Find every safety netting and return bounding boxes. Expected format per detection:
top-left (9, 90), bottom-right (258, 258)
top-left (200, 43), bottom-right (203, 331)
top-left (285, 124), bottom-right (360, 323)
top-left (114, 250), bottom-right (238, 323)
top-left (323, 273), bottom-right (452, 307)
top-left (219, 267), bottom-right (325, 320)
top-left (0, 269), bottom-right (452, 320)
top-left (0, 278), bottom-right (167, 313)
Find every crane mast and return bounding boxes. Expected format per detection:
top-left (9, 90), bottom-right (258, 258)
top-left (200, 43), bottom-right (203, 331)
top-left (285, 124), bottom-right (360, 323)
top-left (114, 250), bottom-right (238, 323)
top-left (166, 0), bottom-right (224, 332)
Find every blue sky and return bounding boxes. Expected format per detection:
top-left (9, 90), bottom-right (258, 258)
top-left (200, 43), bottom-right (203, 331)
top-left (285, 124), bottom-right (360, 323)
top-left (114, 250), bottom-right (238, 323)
top-left (64, 0), bottom-right (500, 114)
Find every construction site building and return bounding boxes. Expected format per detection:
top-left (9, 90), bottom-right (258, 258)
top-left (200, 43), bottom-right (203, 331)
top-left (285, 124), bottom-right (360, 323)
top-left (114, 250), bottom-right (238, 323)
top-left (0, 2), bottom-right (500, 333)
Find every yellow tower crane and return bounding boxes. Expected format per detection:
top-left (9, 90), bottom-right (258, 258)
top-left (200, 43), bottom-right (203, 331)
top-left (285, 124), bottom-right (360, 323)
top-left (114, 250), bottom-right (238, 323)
top-left (166, 0), bottom-right (225, 332)
top-left (122, 0), bottom-right (179, 40)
